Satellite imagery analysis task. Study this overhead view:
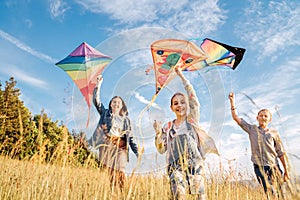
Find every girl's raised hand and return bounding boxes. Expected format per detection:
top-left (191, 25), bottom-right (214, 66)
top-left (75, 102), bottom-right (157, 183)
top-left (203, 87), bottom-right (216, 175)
top-left (97, 74), bottom-right (103, 82)
top-left (228, 92), bottom-right (235, 100)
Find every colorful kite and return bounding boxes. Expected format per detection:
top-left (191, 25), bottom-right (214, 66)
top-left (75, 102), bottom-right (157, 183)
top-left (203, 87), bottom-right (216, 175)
top-left (150, 38), bottom-right (245, 95)
top-left (56, 42), bottom-right (112, 127)
top-left (139, 38), bottom-right (245, 136)
top-left (185, 38), bottom-right (246, 71)
top-left (56, 42), bottom-right (112, 109)
top-left (138, 39), bottom-right (208, 130)
top-left (151, 39), bottom-right (207, 94)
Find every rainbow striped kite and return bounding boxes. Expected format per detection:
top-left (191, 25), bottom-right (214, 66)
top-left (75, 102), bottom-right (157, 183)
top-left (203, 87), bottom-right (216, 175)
top-left (56, 42), bottom-right (112, 109)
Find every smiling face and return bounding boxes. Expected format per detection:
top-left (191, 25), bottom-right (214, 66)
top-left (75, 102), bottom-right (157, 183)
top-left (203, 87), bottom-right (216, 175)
top-left (170, 93), bottom-right (187, 118)
top-left (256, 109), bottom-right (272, 128)
top-left (110, 97), bottom-right (123, 115)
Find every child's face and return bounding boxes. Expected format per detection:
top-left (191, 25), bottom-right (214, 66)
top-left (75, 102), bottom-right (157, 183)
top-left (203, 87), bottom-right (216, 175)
top-left (171, 94), bottom-right (187, 117)
top-left (256, 110), bottom-right (272, 127)
top-left (110, 97), bottom-right (123, 114)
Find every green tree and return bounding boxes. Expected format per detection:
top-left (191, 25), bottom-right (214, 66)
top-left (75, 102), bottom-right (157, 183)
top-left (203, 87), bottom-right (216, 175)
top-left (0, 77), bottom-right (36, 158)
top-left (33, 112), bottom-right (65, 162)
top-left (0, 77), bottom-right (97, 167)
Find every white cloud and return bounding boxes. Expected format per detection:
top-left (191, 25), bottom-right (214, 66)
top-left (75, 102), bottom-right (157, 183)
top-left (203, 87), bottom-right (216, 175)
top-left (74, 0), bottom-right (226, 37)
top-left (240, 56), bottom-right (300, 110)
top-left (235, 0), bottom-right (300, 61)
top-left (133, 91), bottom-right (161, 110)
top-left (0, 29), bottom-right (57, 63)
top-left (218, 56), bottom-right (300, 124)
top-left (1, 66), bottom-right (47, 89)
top-left (75, 0), bottom-right (187, 24)
top-left (49, 0), bottom-right (70, 19)
top-left (160, 0), bottom-right (226, 37)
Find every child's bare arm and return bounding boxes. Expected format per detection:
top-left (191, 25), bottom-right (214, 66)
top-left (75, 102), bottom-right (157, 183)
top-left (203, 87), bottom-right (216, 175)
top-left (279, 154), bottom-right (290, 181)
top-left (228, 92), bottom-right (242, 124)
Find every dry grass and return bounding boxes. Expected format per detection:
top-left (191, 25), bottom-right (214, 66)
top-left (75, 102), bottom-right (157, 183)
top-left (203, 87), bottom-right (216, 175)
top-left (0, 156), bottom-right (160, 200)
top-left (2, 155), bottom-right (299, 200)
top-left (1, 119), bottom-right (298, 199)
top-left (2, 83), bottom-right (299, 199)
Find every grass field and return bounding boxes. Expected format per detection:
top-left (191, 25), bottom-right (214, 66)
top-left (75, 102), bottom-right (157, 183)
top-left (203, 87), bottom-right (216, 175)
top-left (1, 155), bottom-right (298, 200)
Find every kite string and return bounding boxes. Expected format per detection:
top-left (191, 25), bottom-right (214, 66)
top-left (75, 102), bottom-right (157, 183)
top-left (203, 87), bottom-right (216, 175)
top-left (136, 64), bottom-right (177, 137)
top-left (274, 107), bottom-right (297, 195)
top-left (230, 68), bottom-right (233, 93)
top-left (136, 94), bottom-right (158, 137)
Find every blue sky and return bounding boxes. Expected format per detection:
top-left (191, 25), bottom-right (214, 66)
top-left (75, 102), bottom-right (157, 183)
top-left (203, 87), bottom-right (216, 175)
top-left (1, 0), bottom-right (300, 178)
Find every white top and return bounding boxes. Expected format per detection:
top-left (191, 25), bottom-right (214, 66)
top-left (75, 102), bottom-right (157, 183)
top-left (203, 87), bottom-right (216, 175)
top-left (109, 115), bottom-right (124, 137)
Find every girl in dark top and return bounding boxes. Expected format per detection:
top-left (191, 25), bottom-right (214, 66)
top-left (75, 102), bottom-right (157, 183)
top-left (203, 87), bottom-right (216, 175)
top-left (89, 75), bottom-right (140, 191)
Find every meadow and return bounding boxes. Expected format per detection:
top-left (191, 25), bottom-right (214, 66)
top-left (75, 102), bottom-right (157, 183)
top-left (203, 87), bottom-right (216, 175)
top-left (1, 154), bottom-right (298, 200)
top-left (0, 78), bottom-right (298, 199)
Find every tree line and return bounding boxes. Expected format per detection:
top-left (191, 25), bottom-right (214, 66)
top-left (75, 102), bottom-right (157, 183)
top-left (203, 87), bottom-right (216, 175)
top-left (0, 77), bottom-right (97, 167)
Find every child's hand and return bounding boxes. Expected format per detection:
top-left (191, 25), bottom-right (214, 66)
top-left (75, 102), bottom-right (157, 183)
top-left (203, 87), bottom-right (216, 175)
top-left (175, 66), bottom-right (186, 81)
top-left (97, 74), bottom-right (103, 82)
top-left (174, 66), bottom-right (182, 75)
top-left (283, 171), bottom-right (290, 182)
top-left (153, 120), bottom-right (162, 134)
top-left (228, 92), bottom-right (236, 108)
top-left (228, 92), bottom-right (235, 100)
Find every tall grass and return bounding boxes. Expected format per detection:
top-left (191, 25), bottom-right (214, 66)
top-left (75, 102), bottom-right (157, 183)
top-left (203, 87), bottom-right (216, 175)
top-left (1, 112), bottom-right (299, 200)
top-left (1, 153), bottom-right (299, 199)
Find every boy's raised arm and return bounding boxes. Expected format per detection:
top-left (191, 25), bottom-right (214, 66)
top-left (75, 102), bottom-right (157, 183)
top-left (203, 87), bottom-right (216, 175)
top-left (228, 92), bottom-right (242, 125)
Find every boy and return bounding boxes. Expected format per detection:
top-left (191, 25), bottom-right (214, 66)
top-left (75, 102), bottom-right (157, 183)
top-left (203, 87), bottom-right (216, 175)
top-left (228, 92), bottom-right (289, 198)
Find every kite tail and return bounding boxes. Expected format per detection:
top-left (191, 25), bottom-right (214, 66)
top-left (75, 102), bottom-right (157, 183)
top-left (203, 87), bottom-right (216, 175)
top-left (136, 94), bottom-right (158, 137)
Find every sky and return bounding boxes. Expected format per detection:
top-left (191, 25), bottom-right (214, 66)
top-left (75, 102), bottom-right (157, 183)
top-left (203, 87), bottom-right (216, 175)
top-left (1, 0), bottom-right (300, 180)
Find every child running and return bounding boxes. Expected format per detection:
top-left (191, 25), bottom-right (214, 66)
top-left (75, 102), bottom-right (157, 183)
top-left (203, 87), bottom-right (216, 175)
top-left (228, 92), bottom-right (290, 199)
top-left (153, 67), bottom-right (219, 200)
